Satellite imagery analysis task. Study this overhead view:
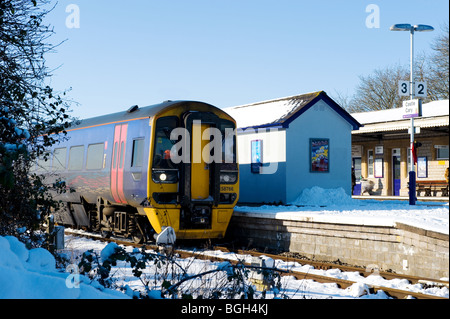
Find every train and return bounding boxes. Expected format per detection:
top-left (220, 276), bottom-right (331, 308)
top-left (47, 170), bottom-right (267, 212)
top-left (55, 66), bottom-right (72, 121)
top-left (36, 100), bottom-right (239, 244)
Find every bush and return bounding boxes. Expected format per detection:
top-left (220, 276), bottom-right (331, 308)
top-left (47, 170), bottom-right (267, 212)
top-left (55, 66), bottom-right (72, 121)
top-left (71, 244), bottom-right (288, 299)
top-left (1, 0), bottom-right (73, 241)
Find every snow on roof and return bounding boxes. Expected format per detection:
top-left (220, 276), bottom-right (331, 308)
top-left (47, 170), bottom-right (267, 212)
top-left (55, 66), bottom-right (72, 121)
top-left (223, 91), bottom-right (361, 130)
top-left (351, 100), bottom-right (449, 125)
top-left (223, 91), bottom-right (322, 129)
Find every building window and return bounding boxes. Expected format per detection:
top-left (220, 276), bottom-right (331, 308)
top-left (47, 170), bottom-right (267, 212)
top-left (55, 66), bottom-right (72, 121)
top-left (68, 145), bottom-right (84, 171)
top-left (52, 148), bottom-right (67, 171)
top-left (436, 145), bottom-right (449, 160)
top-left (367, 149), bottom-right (374, 177)
top-left (86, 143), bottom-right (105, 170)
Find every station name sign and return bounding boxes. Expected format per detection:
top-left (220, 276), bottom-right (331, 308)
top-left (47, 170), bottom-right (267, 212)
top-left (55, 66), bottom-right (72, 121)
top-left (402, 99), bottom-right (422, 119)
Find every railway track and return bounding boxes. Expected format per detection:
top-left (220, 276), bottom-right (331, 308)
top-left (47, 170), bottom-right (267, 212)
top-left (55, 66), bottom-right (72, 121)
top-left (216, 247), bottom-right (450, 287)
top-left (64, 229), bottom-right (449, 299)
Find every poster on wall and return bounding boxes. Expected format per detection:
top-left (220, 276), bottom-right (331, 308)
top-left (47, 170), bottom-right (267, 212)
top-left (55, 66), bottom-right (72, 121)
top-left (417, 156), bottom-right (428, 178)
top-left (251, 139), bottom-right (262, 174)
top-left (374, 158), bottom-right (383, 178)
top-left (310, 138), bottom-right (329, 172)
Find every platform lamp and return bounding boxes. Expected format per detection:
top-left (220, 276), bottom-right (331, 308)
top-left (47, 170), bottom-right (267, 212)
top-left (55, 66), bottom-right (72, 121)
top-left (390, 23), bottom-right (433, 205)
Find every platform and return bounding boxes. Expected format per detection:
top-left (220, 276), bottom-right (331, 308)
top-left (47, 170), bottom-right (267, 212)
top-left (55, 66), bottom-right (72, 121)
top-left (352, 195), bottom-right (449, 202)
top-left (226, 203), bottom-right (449, 280)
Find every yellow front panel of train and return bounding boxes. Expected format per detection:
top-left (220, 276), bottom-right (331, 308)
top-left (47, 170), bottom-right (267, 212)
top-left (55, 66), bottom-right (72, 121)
top-left (191, 122), bottom-right (210, 200)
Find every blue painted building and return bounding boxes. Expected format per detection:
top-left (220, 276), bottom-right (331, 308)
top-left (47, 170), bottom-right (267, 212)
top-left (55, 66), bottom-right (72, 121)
top-left (224, 91), bottom-right (361, 204)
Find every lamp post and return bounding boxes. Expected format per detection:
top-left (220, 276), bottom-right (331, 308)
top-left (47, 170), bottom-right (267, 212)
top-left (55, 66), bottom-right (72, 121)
top-left (390, 23), bottom-right (433, 205)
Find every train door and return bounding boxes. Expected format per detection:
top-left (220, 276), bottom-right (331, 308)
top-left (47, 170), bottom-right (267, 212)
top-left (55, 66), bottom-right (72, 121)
top-left (392, 148), bottom-right (401, 196)
top-left (179, 112), bottom-right (222, 230)
top-left (191, 121), bottom-right (210, 200)
top-left (111, 124), bottom-right (128, 204)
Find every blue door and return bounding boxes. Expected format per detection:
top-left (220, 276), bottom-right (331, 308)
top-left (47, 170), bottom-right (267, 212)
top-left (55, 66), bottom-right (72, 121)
top-left (393, 156), bottom-right (401, 196)
top-left (352, 158), bottom-right (362, 195)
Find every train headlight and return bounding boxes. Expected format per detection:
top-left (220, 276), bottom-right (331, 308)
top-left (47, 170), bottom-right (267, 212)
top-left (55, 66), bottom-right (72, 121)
top-left (152, 169), bottom-right (178, 183)
top-left (220, 171), bottom-right (237, 184)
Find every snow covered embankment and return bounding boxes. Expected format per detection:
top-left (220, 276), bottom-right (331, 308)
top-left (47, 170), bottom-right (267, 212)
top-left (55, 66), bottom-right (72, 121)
top-left (0, 235), bottom-right (128, 299)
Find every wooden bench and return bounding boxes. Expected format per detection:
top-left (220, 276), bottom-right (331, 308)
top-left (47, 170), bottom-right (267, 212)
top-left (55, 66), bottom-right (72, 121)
top-left (415, 180), bottom-right (449, 197)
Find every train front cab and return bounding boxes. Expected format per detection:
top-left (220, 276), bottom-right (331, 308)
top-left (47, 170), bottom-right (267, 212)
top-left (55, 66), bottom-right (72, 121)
top-left (143, 104), bottom-right (239, 240)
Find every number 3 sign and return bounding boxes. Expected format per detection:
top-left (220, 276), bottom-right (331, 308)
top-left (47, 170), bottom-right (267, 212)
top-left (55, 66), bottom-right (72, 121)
top-left (398, 81), bottom-right (427, 97)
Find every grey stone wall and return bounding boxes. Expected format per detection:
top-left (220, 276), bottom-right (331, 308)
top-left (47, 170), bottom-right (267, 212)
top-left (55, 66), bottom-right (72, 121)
top-left (227, 214), bottom-right (449, 280)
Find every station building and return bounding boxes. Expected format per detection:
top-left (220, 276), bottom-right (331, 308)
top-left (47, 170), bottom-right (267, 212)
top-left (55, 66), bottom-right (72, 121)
top-left (224, 91), bottom-right (361, 204)
top-left (350, 100), bottom-right (449, 197)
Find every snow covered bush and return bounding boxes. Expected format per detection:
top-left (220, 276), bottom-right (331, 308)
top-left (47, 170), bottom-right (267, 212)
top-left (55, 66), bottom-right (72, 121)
top-left (1, 0), bottom-right (73, 241)
top-left (72, 243), bottom-right (287, 299)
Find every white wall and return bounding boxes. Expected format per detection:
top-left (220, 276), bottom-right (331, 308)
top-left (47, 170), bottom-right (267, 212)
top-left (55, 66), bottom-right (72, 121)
top-left (237, 128), bottom-right (287, 203)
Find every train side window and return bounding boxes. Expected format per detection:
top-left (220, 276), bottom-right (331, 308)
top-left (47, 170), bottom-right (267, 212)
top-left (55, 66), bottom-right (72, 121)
top-left (52, 147), bottom-right (67, 171)
top-left (86, 143), bottom-right (104, 170)
top-left (112, 142), bottom-right (118, 168)
top-left (119, 141), bottom-right (125, 168)
top-left (132, 138), bottom-right (145, 167)
top-left (35, 155), bottom-right (51, 172)
top-left (68, 145), bottom-right (84, 170)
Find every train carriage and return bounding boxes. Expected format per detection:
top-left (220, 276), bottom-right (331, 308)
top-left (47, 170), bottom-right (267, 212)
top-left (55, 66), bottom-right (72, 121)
top-left (38, 100), bottom-right (239, 243)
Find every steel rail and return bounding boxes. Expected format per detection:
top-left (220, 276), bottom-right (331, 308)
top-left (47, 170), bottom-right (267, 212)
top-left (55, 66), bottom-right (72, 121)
top-left (215, 247), bottom-right (449, 287)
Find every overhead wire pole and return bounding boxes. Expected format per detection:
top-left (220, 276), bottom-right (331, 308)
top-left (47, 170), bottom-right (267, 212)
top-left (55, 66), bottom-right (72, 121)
top-left (390, 23), bottom-right (434, 205)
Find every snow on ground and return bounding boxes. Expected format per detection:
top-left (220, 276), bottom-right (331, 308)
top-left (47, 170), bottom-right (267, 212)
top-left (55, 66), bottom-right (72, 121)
top-left (200, 248), bottom-right (449, 299)
top-left (236, 186), bottom-right (449, 235)
top-left (0, 187), bottom-right (448, 299)
top-left (2, 232), bottom-right (446, 300)
top-left (0, 235), bottom-right (127, 299)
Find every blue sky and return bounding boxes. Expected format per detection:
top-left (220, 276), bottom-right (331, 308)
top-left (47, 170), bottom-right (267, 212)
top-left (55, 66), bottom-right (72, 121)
top-left (43, 0), bottom-right (449, 119)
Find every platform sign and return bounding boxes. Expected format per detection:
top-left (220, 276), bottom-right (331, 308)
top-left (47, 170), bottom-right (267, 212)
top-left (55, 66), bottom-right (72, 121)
top-left (414, 82), bottom-right (427, 98)
top-left (398, 81), bottom-right (427, 98)
top-left (398, 81), bottom-right (410, 96)
top-left (402, 99), bottom-right (422, 118)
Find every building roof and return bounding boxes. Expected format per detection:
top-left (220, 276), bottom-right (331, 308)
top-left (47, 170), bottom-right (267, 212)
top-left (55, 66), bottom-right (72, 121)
top-left (224, 91), bottom-right (361, 130)
top-left (351, 100), bottom-right (449, 134)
